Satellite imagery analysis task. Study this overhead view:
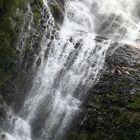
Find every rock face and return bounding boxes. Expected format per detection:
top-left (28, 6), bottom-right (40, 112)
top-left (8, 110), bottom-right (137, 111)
top-left (0, 0), bottom-right (46, 111)
top-left (0, 95), bottom-right (13, 133)
top-left (0, 95), bottom-right (9, 122)
top-left (0, 0), bottom-right (65, 112)
top-left (48, 0), bottom-right (65, 26)
top-left (65, 44), bottom-right (140, 140)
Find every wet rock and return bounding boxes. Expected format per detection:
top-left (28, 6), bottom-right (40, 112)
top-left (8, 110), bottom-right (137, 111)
top-left (66, 43), bottom-right (140, 140)
top-left (36, 57), bottom-right (41, 66)
top-left (1, 133), bottom-right (6, 139)
top-left (0, 129), bottom-right (7, 139)
top-left (0, 95), bottom-right (8, 121)
top-left (48, 0), bottom-right (65, 26)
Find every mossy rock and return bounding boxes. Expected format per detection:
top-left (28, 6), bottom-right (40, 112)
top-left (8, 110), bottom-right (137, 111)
top-left (79, 133), bottom-right (90, 140)
top-left (127, 93), bottom-right (140, 110)
top-left (0, 0), bottom-right (27, 104)
top-left (49, 1), bottom-right (64, 25)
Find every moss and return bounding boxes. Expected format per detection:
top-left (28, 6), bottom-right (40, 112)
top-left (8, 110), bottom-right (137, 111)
top-left (74, 91), bottom-right (140, 140)
top-left (0, 0), bottom-right (27, 104)
top-left (32, 4), bottom-right (41, 25)
top-left (0, 0), bottom-right (27, 46)
top-left (79, 133), bottom-right (89, 140)
top-left (30, 0), bottom-right (44, 26)
top-left (67, 132), bottom-right (79, 140)
top-left (49, 2), bottom-right (64, 24)
top-left (127, 94), bottom-right (140, 110)
top-left (25, 39), bottom-right (31, 51)
top-left (0, 32), bottom-right (17, 71)
top-left (0, 0), bottom-right (25, 17)
top-left (73, 47), bottom-right (140, 140)
top-left (30, 0), bottom-right (44, 8)
top-left (0, 0), bottom-right (26, 32)
top-left (118, 112), bottom-right (140, 124)
top-left (115, 122), bottom-right (140, 140)
top-left (37, 0), bottom-right (44, 8)
top-left (0, 69), bottom-right (10, 87)
top-left (0, 31), bottom-right (18, 103)
top-left (0, 0), bottom-right (45, 107)
top-left (133, 63), bottom-right (140, 69)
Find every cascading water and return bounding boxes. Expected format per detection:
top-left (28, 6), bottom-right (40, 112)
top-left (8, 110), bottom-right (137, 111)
top-left (2, 0), bottom-right (140, 140)
top-left (94, 0), bottom-right (140, 43)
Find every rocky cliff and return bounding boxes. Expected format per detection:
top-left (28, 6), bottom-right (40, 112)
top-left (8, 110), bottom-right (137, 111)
top-left (0, 0), bottom-right (47, 111)
top-left (66, 44), bottom-right (140, 140)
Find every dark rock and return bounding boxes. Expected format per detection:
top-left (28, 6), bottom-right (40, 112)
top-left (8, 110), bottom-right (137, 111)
top-left (36, 57), bottom-right (41, 66)
top-left (66, 44), bottom-right (140, 140)
top-left (48, 0), bottom-right (65, 26)
top-left (1, 133), bottom-right (6, 139)
top-left (0, 95), bottom-right (8, 120)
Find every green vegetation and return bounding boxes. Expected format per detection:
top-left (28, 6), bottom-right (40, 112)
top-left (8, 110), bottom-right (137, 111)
top-left (128, 94), bottom-right (140, 110)
top-left (0, 0), bottom-right (44, 106)
top-left (0, 0), bottom-right (25, 32)
top-left (66, 59), bottom-right (140, 140)
top-left (67, 93), bottom-right (140, 140)
top-left (0, 0), bottom-right (25, 103)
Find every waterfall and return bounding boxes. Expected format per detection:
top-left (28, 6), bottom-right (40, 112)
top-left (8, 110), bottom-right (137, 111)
top-left (2, 0), bottom-right (140, 140)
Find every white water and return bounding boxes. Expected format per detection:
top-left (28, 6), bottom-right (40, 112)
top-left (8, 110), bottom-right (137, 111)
top-left (2, 0), bottom-right (140, 140)
top-left (94, 0), bottom-right (140, 43)
top-left (16, 4), bottom-right (33, 52)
